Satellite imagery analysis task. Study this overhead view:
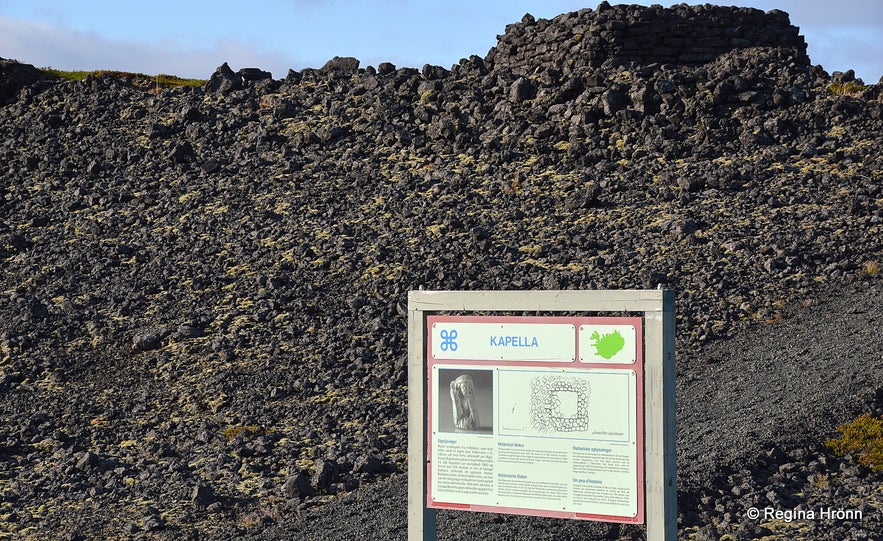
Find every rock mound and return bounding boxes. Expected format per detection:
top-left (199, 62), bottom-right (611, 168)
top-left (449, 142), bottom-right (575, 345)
top-left (487, 2), bottom-right (808, 74)
top-left (0, 3), bottom-right (881, 539)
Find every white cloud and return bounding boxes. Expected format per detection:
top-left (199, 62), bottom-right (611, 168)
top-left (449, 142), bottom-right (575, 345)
top-left (743, 0), bottom-right (883, 81)
top-left (3, 3), bottom-right (882, 83)
top-left (0, 16), bottom-right (299, 78)
top-left (805, 26), bottom-right (883, 82)
top-left (775, 0), bottom-right (883, 27)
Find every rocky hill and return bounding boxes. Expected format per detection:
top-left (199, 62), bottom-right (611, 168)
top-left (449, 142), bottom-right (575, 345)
top-left (1, 2), bottom-right (882, 539)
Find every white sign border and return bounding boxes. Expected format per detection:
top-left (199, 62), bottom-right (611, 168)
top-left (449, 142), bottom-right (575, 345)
top-left (407, 290), bottom-right (676, 541)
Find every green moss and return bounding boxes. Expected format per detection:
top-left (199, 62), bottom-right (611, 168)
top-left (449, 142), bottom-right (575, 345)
top-left (153, 73), bottom-right (206, 88)
top-left (221, 424), bottom-right (268, 442)
top-left (860, 260), bottom-right (880, 277)
top-left (825, 414), bottom-right (883, 471)
top-left (42, 68), bottom-right (205, 89)
top-left (42, 68), bottom-right (90, 81)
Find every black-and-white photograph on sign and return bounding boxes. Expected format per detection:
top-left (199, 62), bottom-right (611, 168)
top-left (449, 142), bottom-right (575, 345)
top-left (436, 368), bottom-right (494, 434)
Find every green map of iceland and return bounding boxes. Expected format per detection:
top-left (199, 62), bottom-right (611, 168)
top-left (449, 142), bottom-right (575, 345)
top-left (589, 330), bottom-right (625, 359)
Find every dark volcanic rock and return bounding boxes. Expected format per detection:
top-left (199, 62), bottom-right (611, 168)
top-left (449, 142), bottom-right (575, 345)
top-left (312, 458), bottom-right (340, 489)
top-left (132, 330), bottom-right (165, 351)
top-left (238, 67), bottom-right (272, 82)
top-left (0, 58), bottom-right (42, 103)
top-left (1, 4), bottom-right (882, 540)
top-left (76, 451), bottom-right (99, 470)
top-left (321, 56), bottom-right (360, 73)
top-left (191, 484), bottom-right (215, 509)
top-left (203, 62), bottom-right (242, 93)
top-left (282, 472), bottom-right (314, 499)
top-left (509, 77), bottom-right (535, 102)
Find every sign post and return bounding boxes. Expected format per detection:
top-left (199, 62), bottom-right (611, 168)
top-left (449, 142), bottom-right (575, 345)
top-left (407, 290), bottom-right (676, 540)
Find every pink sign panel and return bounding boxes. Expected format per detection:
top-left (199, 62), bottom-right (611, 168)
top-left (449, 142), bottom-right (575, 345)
top-left (426, 315), bottom-right (645, 524)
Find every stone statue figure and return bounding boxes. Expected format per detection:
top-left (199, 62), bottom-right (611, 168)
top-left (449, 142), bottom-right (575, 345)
top-left (450, 374), bottom-right (479, 431)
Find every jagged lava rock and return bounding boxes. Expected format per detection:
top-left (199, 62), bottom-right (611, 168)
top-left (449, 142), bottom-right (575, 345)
top-left (0, 3), bottom-right (881, 539)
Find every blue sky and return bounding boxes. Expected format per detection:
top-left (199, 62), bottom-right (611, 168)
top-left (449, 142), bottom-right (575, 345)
top-left (1, 1), bottom-right (881, 83)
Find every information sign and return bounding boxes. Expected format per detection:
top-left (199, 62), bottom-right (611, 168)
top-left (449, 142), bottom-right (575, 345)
top-left (407, 290), bottom-right (677, 541)
top-left (426, 315), bottom-right (644, 523)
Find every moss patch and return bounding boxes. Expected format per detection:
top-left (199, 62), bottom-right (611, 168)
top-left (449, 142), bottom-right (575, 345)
top-left (826, 414), bottom-right (883, 471)
top-left (41, 68), bottom-right (205, 89)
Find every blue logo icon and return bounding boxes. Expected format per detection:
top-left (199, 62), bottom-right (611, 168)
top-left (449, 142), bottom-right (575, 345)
top-left (439, 329), bottom-right (458, 352)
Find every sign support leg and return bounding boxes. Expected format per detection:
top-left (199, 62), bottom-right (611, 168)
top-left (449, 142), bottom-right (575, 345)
top-left (409, 309), bottom-right (437, 541)
top-left (644, 290), bottom-right (677, 540)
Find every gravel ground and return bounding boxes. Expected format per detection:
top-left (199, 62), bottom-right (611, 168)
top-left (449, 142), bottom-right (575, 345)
top-left (1, 4), bottom-right (882, 540)
top-left (227, 278), bottom-right (882, 541)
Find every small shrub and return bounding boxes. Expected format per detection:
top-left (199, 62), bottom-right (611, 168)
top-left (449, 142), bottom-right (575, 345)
top-left (827, 82), bottom-right (865, 96)
top-left (825, 414), bottom-right (883, 472)
top-left (808, 472), bottom-right (829, 489)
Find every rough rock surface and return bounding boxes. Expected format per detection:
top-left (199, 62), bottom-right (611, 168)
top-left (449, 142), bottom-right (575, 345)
top-left (0, 57), bottom-right (42, 104)
top-left (1, 3), bottom-right (882, 539)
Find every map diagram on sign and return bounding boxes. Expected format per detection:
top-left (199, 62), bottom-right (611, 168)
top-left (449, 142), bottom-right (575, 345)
top-left (497, 368), bottom-right (634, 441)
top-left (589, 330), bottom-right (625, 359)
top-left (530, 375), bottom-right (590, 433)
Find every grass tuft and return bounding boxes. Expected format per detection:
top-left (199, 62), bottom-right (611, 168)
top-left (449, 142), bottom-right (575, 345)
top-left (826, 82), bottom-right (865, 97)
